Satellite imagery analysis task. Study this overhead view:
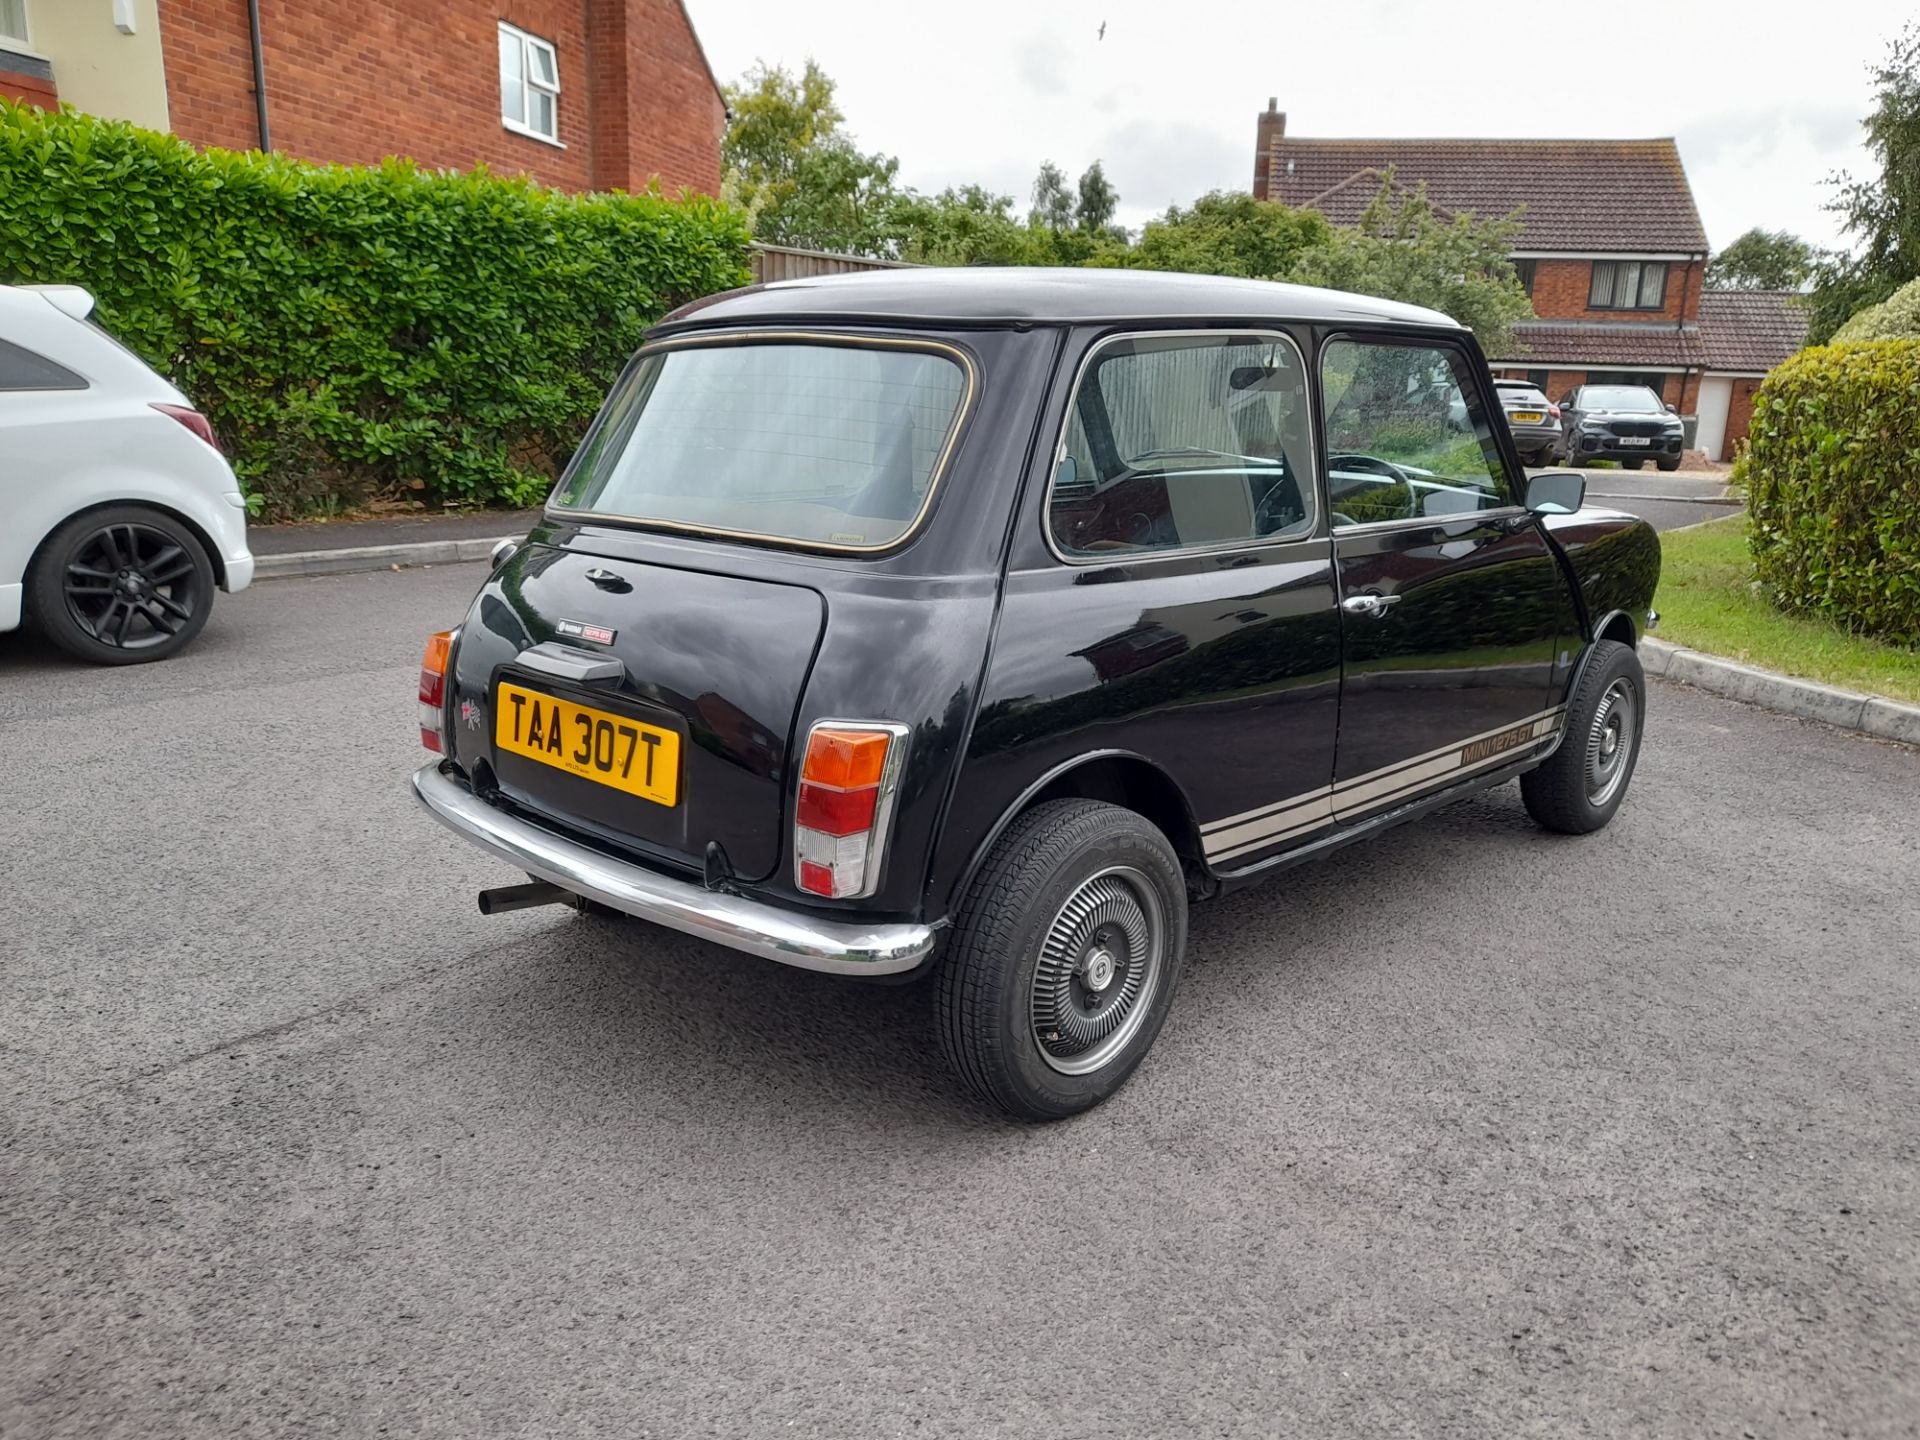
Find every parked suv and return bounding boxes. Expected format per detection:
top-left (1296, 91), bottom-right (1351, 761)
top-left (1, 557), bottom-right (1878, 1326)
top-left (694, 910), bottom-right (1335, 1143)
top-left (1557, 384), bottom-right (1685, 471)
top-left (1493, 379), bottom-right (1562, 467)
top-left (0, 284), bottom-right (253, 663)
top-left (414, 269), bottom-right (1660, 1119)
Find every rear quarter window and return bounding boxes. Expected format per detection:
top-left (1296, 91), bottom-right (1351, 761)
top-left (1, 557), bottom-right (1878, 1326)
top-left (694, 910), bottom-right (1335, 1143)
top-left (0, 337), bottom-right (86, 391)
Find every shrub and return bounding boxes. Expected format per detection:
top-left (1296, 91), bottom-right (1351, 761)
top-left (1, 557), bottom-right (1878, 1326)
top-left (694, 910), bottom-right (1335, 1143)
top-left (1831, 275), bottom-right (1920, 342)
top-left (0, 104), bottom-right (751, 518)
top-left (1744, 340), bottom-right (1920, 645)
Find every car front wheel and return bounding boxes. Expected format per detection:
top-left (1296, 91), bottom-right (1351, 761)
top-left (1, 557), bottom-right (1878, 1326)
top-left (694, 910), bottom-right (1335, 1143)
top-left (936, 799), bottom-right (1188, 1120)
top-left (27, 506), bottom-right (215, 665)
top-left (1521, 639), bottom-right (1646, 834)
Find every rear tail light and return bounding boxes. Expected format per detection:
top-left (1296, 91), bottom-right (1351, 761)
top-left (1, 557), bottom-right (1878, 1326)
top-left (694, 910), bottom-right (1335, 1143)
top-left (794, 721), bottom-right (909, 899)
top-left (1548, 403), bottom-right (1561, 419)
top-left (151, 402), bottom-right (221, 452)
top-left (419, 630), bottom-right (453, 752)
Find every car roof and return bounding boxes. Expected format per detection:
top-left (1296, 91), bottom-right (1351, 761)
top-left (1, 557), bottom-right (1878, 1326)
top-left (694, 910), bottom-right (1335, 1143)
top-left (655, 266), bottom-right (1463, 333)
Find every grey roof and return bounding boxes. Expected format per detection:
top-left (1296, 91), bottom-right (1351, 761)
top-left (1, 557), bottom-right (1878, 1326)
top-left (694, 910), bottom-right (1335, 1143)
top-left (657, 267), bottom-right (1462, 331)
top-left (1696, 291), bottom-right (1810, 371)
top-left (1265, 138), bottom-right (1709, 254)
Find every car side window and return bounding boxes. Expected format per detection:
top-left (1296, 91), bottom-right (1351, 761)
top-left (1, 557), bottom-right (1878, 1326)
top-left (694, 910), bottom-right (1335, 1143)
top-left (0, 337), bottom-right (86, 392)
top-left (1320, 337), bottom-right (1514, 527)
top-left (1049, 332), bottom-right (1314, 559)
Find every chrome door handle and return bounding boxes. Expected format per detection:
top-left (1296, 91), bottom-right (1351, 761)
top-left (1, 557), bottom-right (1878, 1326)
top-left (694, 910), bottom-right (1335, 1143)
top-left (1341, 593), bottom-right (1403, 618)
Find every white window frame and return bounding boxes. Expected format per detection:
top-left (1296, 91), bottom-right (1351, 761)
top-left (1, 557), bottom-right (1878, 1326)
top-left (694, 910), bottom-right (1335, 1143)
top-left (498, 21), bottom-right (562, 146)
top-left (0, 0), bottom-right (32, 50)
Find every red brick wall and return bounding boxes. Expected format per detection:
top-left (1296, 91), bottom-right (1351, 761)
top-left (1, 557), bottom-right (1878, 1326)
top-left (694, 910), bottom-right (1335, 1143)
top-left (1525, 258), bottom-right (1705, 323)
top-left (1724, 377), bottom-right (1764, 456)
top-left (0, 63), bottom-right (59, 111)
top-left (155, 0), bottom-right (720, 194)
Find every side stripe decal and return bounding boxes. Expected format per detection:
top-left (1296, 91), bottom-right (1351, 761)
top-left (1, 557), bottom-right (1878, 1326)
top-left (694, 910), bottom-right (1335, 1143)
top-left (1201, 706), bottom-right (1565, 864)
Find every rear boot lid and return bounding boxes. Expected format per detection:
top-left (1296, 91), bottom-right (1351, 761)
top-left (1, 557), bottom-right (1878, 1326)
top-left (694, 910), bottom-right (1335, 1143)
top-left (450, 543), bottom-right (825, 882)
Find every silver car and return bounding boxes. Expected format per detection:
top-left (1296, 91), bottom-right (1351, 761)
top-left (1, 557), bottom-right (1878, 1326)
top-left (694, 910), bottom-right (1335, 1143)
top-left (1494, 380), bottom-right (1562, 467)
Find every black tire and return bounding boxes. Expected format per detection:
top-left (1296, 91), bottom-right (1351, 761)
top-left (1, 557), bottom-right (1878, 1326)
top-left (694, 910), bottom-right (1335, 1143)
top-left (936, 799), bottom-right (1188, 1120)
top-left (1621, 458), bottom-right (1646, 471)
top-left (1656, 455), bottom-right (1681, 473)
top-left (1521, 640), bottom-right (1646, 835)
top-left (27, 506), bottom-right (215, 665)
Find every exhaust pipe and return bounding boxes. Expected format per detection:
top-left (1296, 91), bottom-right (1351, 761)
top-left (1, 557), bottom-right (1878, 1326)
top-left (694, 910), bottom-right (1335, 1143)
top-left (477, 880), bottom-right (575, 915)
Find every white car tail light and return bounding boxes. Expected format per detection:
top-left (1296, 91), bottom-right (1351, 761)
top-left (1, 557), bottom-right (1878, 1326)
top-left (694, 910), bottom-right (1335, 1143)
top-left (151, 402), bottom-right (221, 452)
top-left (419, 630), bottom-right (453, 752)
top-left (793, 721), bottom-right (910, 899)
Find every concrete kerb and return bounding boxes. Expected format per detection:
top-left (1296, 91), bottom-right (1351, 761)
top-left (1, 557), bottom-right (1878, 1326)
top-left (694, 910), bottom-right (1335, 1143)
top-left (253, 535), bottom-right (513, 580)
top-left (1643, 638), bottom-right (1920, 747)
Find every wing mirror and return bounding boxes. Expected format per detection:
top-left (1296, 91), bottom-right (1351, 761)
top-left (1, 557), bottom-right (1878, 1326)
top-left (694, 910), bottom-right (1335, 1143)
top-left (1524, 471), bottom-right (1586, 516)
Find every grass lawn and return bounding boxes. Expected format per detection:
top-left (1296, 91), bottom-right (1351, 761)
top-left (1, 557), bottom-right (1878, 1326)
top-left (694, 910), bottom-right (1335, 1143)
top-left (1654, 516), bottom-right (1920, 703)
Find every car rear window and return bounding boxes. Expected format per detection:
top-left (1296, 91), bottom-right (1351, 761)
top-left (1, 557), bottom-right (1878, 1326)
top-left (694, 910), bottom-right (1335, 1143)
top-left (551, 337), bottom-right (972, 551)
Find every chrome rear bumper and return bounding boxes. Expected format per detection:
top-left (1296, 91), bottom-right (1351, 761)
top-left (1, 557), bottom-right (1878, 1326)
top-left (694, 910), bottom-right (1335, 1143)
top-left (412, 764), bottom-right (935, 976)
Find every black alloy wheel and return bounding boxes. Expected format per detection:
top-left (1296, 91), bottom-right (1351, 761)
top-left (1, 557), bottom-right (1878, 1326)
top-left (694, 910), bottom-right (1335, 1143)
top-left (28, 506), bottom-right (215, 665)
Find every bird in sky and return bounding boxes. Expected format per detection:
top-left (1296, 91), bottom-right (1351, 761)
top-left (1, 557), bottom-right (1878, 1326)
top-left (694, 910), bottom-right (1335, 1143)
top-left (1097, 20), bottom-right (1106, 39)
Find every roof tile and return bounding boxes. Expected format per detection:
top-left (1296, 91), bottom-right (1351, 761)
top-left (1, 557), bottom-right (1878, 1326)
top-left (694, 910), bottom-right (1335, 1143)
top-left (1267, 138), bottom-right (1708, 253)
top-left (1696, 290), bottom-right (1810, 371)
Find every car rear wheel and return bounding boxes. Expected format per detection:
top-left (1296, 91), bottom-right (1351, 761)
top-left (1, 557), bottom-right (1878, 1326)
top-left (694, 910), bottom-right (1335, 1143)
top-left (1521, 640), bottom-right (1646, 835)
top-left (935, 799), bottom-right (1188, 1120)
top-left (27, 506), bottom-right (215, 665)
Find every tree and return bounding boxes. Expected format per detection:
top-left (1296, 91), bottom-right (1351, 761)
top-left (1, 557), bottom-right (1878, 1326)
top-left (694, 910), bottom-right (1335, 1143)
top-left (721, 60), bottom-right (901, 256)
top-left (1075, 160), bottom-right (1119, 234)
top-left (1030, 161), bottom-right (1074, 232)
top-left (884, 185), bottom-right (1035, 265)
top-left (1809, 24), bottom-right (1920, 341)
top-left (1708, 228), bottom-right (1816, 291)
top-left (1285, 176), bottom-right (1533, 354)
top-left (1129, 191), bottom-right (1331, 279)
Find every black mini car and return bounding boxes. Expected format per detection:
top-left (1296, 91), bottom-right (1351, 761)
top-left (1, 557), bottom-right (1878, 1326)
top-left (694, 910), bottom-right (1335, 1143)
top-left (414, 269), bottom-right (1660, 1119)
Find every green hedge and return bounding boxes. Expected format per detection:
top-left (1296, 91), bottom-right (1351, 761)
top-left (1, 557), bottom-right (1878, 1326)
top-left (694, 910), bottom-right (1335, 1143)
top-left (1832, 275), bottom-right (1920, 342)
top-left (1745, 340), bottom-right (1920, 645)
top-left (0, 104), bottom-right (752, 518)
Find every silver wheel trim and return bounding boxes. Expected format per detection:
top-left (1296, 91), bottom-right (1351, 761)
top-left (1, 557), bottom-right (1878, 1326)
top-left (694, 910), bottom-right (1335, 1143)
top-left (1584, 678), bottom-right (1637, 808)
top-left (1030, 864), bottom-right (1167, 1077)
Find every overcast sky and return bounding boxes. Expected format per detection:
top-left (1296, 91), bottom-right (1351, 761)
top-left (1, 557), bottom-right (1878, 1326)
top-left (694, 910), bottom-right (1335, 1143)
top-left (683, 0), bottom-right (1909, 254)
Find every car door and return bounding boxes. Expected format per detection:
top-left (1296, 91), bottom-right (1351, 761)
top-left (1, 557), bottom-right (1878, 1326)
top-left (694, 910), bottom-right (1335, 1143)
top-left (1319, 332), bottom-right (1566, 824)
top-left (967, 328), bottom-right (1343, 874)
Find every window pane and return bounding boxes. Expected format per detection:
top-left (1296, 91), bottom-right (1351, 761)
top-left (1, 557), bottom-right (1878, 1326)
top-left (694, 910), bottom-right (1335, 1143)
top-left (0, 338), bottom-right (87, 391)
top-left (528, 88), bottom-right (556, 139)
top-left (529, 40), bottom-right (558, 89)
top-left (1051, 334), bottom-right (1312, 557)
top-left (1513, 259), bottom-right (1536, 297)
top-left (554, 342), bottom-right (968, 550)
top-left (1588, 262), bottom-right (1613, 308)
top-left (1320, 339), bottom-right (1510, 525)
top-left (1639, 262), bottom-right (1666, 309)
top-left (498, 28), bottom-right (525, 125)
top-left (0, 0), bottom-right (26, 43)
top-left (1616, 262), bottom-right (1642, 309)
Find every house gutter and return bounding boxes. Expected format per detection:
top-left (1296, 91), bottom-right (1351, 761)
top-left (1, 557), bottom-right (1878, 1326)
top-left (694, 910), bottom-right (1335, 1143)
top-left (247, 0), bottom-right (270, 151)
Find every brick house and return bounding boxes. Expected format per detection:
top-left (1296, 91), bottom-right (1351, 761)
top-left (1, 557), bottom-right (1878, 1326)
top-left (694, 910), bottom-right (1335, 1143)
top-left (1250, 101), bottom-right (1805, 456)
top-left (0, 0), bottom-right (725, 196)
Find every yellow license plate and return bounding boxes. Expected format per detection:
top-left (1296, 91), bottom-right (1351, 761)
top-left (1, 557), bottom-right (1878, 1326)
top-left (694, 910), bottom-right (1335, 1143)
top-left (1510, 411), bottom-right (1544, 423)
top-left (495, 681), bottom-right (680, 807)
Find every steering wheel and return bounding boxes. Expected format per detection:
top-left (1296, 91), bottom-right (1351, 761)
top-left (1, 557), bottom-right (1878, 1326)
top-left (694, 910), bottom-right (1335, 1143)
top-left (1252, 476), bottom-right (1304, 536)
top-left (1328, 453), bottom-right (1410, 484)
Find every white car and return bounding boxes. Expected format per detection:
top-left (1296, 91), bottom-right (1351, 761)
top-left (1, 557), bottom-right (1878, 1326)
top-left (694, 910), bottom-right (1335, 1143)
top-left (0, 284), bottom-right (253, 663)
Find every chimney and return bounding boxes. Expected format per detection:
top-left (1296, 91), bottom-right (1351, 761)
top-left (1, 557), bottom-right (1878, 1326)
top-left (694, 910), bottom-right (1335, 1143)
top-left (1252, 98), bottom-right (1286, 201)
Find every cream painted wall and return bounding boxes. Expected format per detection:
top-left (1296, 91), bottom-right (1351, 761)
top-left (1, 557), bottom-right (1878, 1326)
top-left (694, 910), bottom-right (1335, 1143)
top-left (27, 0), bottom-right (168, 130)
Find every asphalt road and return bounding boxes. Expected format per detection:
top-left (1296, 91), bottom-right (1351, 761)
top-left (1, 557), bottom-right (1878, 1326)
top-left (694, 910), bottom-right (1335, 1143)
top-left (4, 554), bottom-right (1914, 1438)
